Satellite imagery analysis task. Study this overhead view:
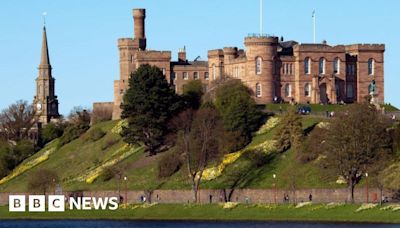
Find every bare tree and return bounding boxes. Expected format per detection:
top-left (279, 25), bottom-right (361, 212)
top-left (28, 169), bottom-right (58, 195)
top-left (175, 108), bottom-right (224, 203)
top-left (0, 100), bottom-right (37, 141)
top-left (321, 103), bottom-right (393, 203)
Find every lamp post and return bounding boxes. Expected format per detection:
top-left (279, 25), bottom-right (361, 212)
top-left (273, 174), bottom-right (277, 204)
top-left (124, 176), bottom-right (128, 205)
top-left (365, 173), bottom-right (369, 203)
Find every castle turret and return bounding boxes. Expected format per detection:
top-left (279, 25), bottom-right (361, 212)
top-left (133, 8), bottom-right (146, 50)
top-left (178, 47), bottom-right (186, 62)
top-left (243, 35), bottom-right (278, 103)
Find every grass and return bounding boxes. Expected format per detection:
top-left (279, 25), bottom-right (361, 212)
top-left (0, 204), bottom-right (399, 223)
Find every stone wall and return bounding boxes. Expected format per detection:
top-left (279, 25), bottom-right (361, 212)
top-left (0, 188), bottom-right (394, 205)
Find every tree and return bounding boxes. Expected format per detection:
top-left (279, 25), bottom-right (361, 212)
top-left (320, 103), bottom-right (393, 203)
top-left (175, 108), bottom-right (224, 203)
top-left (121, 64), bottom-right (182, 155)
top-left (182, 80), bottom-right (204, 110)
top-left (213, 79), bottom-right (262, 151)
top-left (0, 100), bottom-right (37, 141)
top-left (274, 108), bottom-right (303, 153)
top-left (40, 123), bottom-right (64, 145)
top-left (28, 169), bottom-right (58, 195)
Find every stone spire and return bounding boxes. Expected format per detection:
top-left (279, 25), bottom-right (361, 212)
top-left (39, 26), bottom-right (51, 69)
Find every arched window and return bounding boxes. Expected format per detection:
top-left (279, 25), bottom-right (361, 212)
top-left (333, 57), bottom-right (340, 74)
top-left (368, 58), bottom-right (375, 75)
top-left (285, 84), bottom-right (292, 97)
top-left (304, 57), bottom-right (311, 74)
top-left (304, 83), bottom-right (311, 97)
top-left (256, 57), bottom-right (262, 75)
top-left (256, 83), bottom-right (262, 97)
top-left (212, 64), bottom-right (216, 80)
top-left (319, 58), bottom-right (326, 74)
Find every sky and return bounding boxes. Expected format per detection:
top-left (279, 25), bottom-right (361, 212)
top-left (0, 0), bottom-right (399, 115)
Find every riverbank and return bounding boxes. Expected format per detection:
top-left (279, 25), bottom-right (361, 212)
top-left (1, 203), bottom-right (399, 223)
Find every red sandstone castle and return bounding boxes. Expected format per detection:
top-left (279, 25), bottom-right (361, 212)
top-left (101, 9), bottom-right (385, 120)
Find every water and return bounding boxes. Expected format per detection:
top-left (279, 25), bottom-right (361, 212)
top-left (0, 220), bottom-right (398, 228)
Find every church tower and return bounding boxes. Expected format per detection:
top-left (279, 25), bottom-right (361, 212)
top-left (33, 26), bottom-right (59, 124)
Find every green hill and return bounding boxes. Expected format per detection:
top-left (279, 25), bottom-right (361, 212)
top-left (0, 114), bottom-right (390, 193)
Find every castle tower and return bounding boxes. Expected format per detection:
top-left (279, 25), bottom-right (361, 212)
top-left (133, 8), bottom-right (146, 50)
top-left (33, 26), bottom-right (59, 124)
top-left (243, 36), bottom-right (278, 103)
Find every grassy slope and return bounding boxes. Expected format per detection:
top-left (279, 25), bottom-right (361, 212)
top-left (0, 115), bottom-right (367, 192)
top-left (0, 204), bottom-right (399, 223)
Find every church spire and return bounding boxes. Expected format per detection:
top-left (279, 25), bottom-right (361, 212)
top-left (40, 26), bottom-right (51, 67)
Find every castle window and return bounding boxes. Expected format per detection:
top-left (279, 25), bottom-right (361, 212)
top-left (333, 58), bottom-right (340, 74)
top-left (194, 72), bottom-right (199, 80)
top-left (304, 83), bottom-right (311, 97)
top-left (256, 57), bottom-right (262, 75)
top-left (304, 57), bottom-right (311, 74)
top-left (368, 58), bottom-right (375, 75)
top-left (256, 83), bottom-right (262, 97)
top-left (319, 58), bottom-right (326, 74)
top-left (283, 64), bottom-right (288, 75)
top-left (183, 72), bottom-right (188, 80)
top-left (161, 68), bottom-right (166, 75)
top-left (289, 64), bottom-right (293, 75)
top-left (204, 72), bottom-right (209, 80)
top-left (347, 84), bottom-right (353, 98)
top-left (131, 55), bottom-right (134, 64)
top-left (285, 84), bottom-right (292, 97)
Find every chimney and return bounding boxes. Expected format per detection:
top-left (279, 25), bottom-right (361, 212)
top-left (133, 9), bottom-right (146, 50)
top-left (178, 46), bottom-right (187, 62)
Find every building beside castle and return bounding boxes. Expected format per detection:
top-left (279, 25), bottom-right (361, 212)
top-left (105, 8), bottom-right (385, 120)
top-left (33, 26), bottom-right (60, 124)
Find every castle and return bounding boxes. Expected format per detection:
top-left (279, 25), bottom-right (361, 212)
top-left (95, 8), bottom-right (385, 120)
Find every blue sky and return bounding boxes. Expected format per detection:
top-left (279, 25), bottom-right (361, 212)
top-left (0, 0), bottom-right (399, 115)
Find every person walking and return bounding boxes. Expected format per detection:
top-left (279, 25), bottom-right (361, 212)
top-left (309, 193), bottom-right (313, 202)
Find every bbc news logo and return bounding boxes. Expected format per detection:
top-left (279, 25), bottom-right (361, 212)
top-left (9, 195), bottom-right (119, 212)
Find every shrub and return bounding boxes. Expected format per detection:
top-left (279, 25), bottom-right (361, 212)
top-left (28, 169), bottom-right (58, 194)
top-left (40, 123), bottom-right (64, 145)
top-left (57, 124), bottom-right (90, 148)
top-left (85, 128), bottom-right (106, 142)
top-left (100, 166), bottom-right (116, 182)
top-left (158, 149), bottom-right (182, 178)
top-left (101, 135), bottom-right (120, 151)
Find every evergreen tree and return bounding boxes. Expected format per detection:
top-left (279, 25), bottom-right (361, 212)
top-left (213, 79), bottom-right (262, 150)
top-left (121, 64), bottom-right (182, 155)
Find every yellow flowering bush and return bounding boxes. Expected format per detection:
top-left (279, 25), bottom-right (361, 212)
top-left (380, 204), bottom-right (400, 211)
top-left (355, 203), bottom-right (377, 212)
top-left (220, 202), bottom-right (239, 209)
top-left (111, 120), bottom-right (128, 134)
top-left (325, 202), bottom-right (344, 209)
top-left (256, 117), bottom-right (280, 135)
top-left (295, 202), bottom-right (312, 208)
top-left (0, 148), bottom-right (55, 185)
top-left (202, 140), bottom-right (277, 181)
top-left (316, 122), bottom-right (329, 129)
top-left (72, 144), bottom-right (142, 183)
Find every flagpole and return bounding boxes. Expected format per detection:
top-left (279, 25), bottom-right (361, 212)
top-left (260, 0), bottom-right (263, 35)
top-left (313, 10), bottom-right (316, 43)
